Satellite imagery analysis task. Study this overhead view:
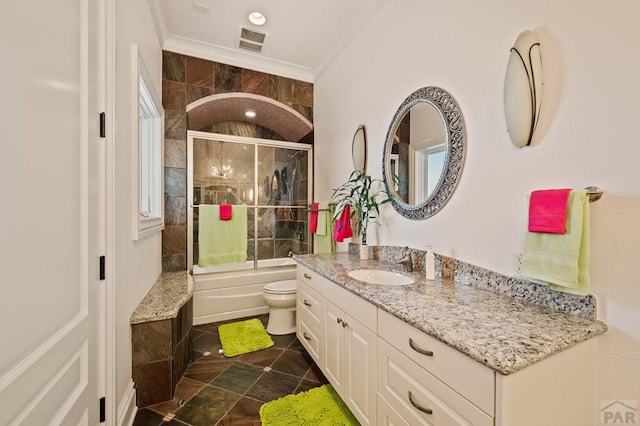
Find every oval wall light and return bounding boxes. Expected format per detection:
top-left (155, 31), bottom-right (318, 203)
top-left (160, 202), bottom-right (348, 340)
top-left (504, 30), bottom-right (542, 148)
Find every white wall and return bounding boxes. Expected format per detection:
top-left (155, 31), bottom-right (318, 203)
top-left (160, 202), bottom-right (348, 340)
top-left (315, 0), bottom-right (640, 408)
top-left (113, 0), bottom-right (163, 413)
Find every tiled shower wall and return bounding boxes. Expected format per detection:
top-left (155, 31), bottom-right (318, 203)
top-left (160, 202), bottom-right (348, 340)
top-left (161, 51), bottom-right (314, 272)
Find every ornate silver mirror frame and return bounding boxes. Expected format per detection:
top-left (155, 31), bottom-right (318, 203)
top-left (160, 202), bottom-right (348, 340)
top-left (382, 86), bottom-right (466, 220)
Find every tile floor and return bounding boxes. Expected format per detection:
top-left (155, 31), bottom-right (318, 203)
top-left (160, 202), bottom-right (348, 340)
top-left (132, 314), bottom-right (329, 426)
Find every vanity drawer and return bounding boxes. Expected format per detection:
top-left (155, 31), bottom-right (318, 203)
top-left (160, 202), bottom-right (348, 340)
top-left (297, 265), bottom-right (376, 330)
top-left (297, 311), bottom-right (322, 363)
top-left (378, 339), bottom-right (493, 426)
top-left (298, 281), bottom-right (321, 325)
top-left (378, 309), bottom-right (494, 415)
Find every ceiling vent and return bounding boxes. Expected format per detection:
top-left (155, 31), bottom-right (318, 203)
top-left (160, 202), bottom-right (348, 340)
top-left (239, 27), bottom-right (266, 53)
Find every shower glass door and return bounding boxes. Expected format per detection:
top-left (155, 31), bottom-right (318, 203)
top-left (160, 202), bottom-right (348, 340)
top-left (188, 132), bottom-right (312, 274)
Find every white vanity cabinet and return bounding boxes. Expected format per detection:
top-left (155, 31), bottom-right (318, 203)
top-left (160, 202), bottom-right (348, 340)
top-left (297, 266), bottom-right (378, 425)
top-left (296, 263), bottom-right (599, 426)
top-left (377, 310), bottom-right (493, 425)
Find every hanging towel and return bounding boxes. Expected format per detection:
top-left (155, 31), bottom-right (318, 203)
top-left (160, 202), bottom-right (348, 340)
top-left (198, 205), bottom-right (248, 267)
top-left (219, 204), bottom-right (232, 221)
top-left (333, 204), bottom-right (353, 243)
top-left (528, 188), bottom-right (571, 233)
top-left (316, 201), bottom-right (329, 236)
top-left (314, 202), bottom-right (335, 253)
top-left (309, 202), bottom-right (319, 233)
top-left (521, 189), bottom-right (590, 295)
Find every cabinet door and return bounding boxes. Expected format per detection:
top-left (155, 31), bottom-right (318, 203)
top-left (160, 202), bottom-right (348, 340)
top-left (324, 302), bottom-right (344, 389)
top-left (344, 313), bottom-right (377, 425)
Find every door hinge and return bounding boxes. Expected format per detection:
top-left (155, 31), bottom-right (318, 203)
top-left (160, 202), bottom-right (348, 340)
top-left (99, 256), bottom-right (105, 280)
top-left (99, 396), bottom-right (106, 422)
top-left (99, 112), bottom-right (106, 138)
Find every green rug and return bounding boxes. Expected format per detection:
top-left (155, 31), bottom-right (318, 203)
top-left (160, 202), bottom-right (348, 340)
top-left (218, 318), bottom-right (274, 357)
top-left (259, 384), bottom-right (359, 426)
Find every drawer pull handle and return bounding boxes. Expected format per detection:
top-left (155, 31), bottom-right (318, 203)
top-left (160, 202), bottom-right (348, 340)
top-left (304, 273), bottom-right (312, 279)
top-left (408, 391), bottom-right (433, 415)
top-left (337, 318), bottom-right (343, 324)
top-left (303, 300), bottom-right (312, 307)
top-left (409, 338), bottom-right (434, 357)
top-left (303, 332), bottom-right (312, 341)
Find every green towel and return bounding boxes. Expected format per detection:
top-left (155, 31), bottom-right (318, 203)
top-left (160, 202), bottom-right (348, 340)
top-left (314, 201), bottom-right (335, 253)
top-left (521, 189), bottom-right (590, 295)
top-left (198, 205), bottom-right (248, 267)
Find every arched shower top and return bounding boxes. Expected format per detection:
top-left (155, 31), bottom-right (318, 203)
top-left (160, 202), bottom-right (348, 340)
top-left (186, 92), bottom-right (313, 142)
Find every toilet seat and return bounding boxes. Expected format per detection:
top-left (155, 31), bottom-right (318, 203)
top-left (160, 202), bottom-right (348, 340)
top-left (264, 280), bottom-right (296, 295)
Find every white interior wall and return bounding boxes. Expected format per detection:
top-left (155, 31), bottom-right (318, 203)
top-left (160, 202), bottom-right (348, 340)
top-left (113, 0), bottom-right (163, 412)
top-left (315, 0), bottom-right (640, 406)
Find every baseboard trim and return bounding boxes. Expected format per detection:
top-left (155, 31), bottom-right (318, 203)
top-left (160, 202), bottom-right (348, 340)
top-left (117, 379), bottom-right (137, 426)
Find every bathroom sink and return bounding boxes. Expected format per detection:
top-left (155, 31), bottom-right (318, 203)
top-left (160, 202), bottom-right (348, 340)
top-left (347, 269), bottom-right (414, 286)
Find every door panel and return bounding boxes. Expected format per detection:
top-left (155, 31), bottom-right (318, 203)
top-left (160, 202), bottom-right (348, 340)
top-left (0, 0), bottom-right (101, 424)
top-left (324, 303), bottom-right (344, 389)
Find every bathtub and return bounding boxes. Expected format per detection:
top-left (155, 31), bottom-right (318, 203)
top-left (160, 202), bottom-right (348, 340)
top-left (192, 257), bottom-right (297, 325)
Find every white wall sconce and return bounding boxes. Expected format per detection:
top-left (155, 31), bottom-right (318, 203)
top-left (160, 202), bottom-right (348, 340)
top-left (504, 30), bottom-right (543, 148)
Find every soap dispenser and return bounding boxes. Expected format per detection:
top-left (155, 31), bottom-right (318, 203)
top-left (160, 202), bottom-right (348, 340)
top-left (425, 246), bottom-right (435, 280)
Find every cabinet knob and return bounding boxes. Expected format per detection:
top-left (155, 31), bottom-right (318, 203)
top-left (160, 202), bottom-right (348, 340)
top-left (337, 318), bottom-right (343, 324)
top-left (303, 332), bottom-right (312, 341)
top-left (342, 321), bottom-right (349, 328)
top-left (409, 338), bottom-right (434, 357)
top-left (304, 273), bottom-right (312, 279)
top-left (408, 391), bottom-right (433, 415)
top-left (303, 299), bottom-right (312, 307)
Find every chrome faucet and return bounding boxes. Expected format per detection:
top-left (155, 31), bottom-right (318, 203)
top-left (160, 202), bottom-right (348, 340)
top-left (396, 247), bottom-right (413, 273)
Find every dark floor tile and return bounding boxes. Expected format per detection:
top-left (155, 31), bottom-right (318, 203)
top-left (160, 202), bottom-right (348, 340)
top-left (304, 362), bottom-right (329, 384)
top-left (217, 397), bottom-right (263, 425)
top-left (183, 356), bottom-right (232, 383)
top-left (133, 408), bottom-right (165, 426)
top-left (191, 331), bottom-right (221, 353)
top-left (174, 385), bottom-right (240, 426)
top-left (245, 370), bottom-right (301, 403)
top-left (212, 362), bottom-right (264, 394)
top-left (271, 349), bottom-right (314, 377)
top-left (148, 377), bottom-right (207, 416)
top-left (238, 346), bottom-right (284, 367)
top-left (270, 333), bottom-right (297, 348)
top-left (191, 327), bottom-right (206, 340)
top-left (295, 379), bottom-right (324, 394)
top-left (288, 337), bottom-right (305, 352)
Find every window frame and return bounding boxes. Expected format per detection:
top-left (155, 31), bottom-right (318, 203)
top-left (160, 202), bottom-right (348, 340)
top-left (132, 44), bottom-right (164, 240)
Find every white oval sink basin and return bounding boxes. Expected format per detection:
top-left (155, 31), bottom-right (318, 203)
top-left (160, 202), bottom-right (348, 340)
top-left (348, 269), bottom-right (414, 286)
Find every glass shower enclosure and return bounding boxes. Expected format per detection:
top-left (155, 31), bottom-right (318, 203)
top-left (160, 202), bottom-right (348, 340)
top-left (187, 131), bottom-right (313, 274)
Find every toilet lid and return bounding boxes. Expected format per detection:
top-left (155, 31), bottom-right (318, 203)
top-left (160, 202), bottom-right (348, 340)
top-left (264, 280), bottom-right (297, 294)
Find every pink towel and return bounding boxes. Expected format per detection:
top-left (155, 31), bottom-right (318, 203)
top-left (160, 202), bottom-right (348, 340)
top-left (333, 205), bottom-right (353, 242)
top-left (309, 202), bottom-right (319, 233)
top-left (528, 189), bottom-right (571, 233)
top-left (219, 204), bottom-right (232, 221)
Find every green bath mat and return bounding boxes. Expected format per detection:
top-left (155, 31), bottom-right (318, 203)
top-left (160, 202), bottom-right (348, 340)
top-left (259, 384), bottom-right (359, 426)
top-left (218, 318), bottom-right (274, 357)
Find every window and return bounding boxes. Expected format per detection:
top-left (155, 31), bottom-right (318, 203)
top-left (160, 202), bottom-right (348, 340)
top-left (133, 44), bottom-right (164, 240)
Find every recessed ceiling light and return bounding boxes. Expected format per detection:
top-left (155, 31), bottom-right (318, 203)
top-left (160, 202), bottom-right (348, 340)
top-left (245, 110), bottom-right (256, 118)
top-left (248, 11), bottom-right (266, 26)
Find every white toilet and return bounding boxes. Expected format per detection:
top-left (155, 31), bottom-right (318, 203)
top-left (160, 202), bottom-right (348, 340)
top-left (262, 280), bottom-right (297, 335)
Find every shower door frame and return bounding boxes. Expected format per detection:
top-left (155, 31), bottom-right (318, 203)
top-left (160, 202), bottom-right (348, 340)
top-left (186, 130), bottom-right (314, 274)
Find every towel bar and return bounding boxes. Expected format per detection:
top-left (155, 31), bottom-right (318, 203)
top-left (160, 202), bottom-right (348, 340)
top-left (585, 186), bottom-right (603, 203)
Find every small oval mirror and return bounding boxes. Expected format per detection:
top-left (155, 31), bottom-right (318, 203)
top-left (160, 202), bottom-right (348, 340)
top-left (352, 124), bottom-right (367, 173)
top-left (382, 86), bottom-right (466, 220)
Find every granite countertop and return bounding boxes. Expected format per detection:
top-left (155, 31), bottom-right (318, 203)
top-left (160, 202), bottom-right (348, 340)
top-left (130, 271), bottom-right (194, 324)
top-left (293, 252), bottom-right (607, 375)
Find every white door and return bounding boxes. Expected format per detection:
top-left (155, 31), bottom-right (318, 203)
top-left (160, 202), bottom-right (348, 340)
top-left (0, 0), bottom-right (102, 424)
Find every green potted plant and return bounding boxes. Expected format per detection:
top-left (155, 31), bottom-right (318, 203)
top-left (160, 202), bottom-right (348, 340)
top-left (331, 170), bottom-right (392, 260)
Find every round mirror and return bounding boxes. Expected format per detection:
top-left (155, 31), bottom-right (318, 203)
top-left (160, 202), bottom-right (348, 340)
top-left (352, 124), bottom-right (367, 173)
top-left (382, 87), bottom-right (466, 220)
